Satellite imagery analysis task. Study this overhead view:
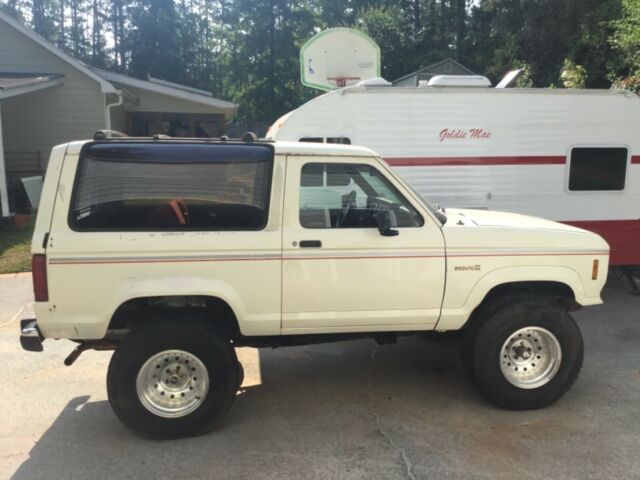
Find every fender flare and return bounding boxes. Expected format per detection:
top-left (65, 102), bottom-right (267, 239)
top-left (102, 276), bottom-right (254, 338)
top-left (437, 265), bottom-right (589, 331)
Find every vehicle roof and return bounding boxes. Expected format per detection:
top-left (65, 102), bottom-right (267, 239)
top-left (273, 141), bottom-right (377, 157)
top-left (64, 139), bottom-right (379, 158)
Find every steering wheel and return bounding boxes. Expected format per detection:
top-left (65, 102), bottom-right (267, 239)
top-left (336, 190), bottom-right (357, 227)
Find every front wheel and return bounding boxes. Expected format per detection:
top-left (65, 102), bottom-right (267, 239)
top-left (107, 315), bottom-right (239, 438)
top-left (469, 295), bottom-right (583, 410)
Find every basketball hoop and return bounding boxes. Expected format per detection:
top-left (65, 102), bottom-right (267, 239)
top-left (328, 77), bottom-right (361, 88)
top-left (300, 28), bottom-right (381, 92)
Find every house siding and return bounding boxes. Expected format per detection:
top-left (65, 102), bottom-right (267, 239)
top-left (0, 20), bottom-right (105, 166)
top-left (124, 87), bottom-right (227, 114)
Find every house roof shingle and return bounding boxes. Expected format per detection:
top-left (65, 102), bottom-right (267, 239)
top-left (0, 73), bottom-right (63, 90)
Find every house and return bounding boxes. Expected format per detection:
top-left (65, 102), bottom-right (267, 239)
top-left (0, 11), bottom-right (238, 218)
top-left (392, 58), bottom-right (476, 87)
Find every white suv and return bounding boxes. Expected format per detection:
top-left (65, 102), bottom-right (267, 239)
top-left (20, 135), bottom-right (609, 438)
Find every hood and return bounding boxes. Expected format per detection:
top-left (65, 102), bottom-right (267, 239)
top-left (446, 208), bottom-right (587, 233)
top-left (442, 208), bottom-right (610, 255)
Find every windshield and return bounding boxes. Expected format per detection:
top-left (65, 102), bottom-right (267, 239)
top-left (382, 165), bottom-right (447, 224)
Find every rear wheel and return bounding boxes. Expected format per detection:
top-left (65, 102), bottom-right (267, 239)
top-left (467, 294), bottom-right (583, 410)
top-left (107, 314), bottom-right (239, 438)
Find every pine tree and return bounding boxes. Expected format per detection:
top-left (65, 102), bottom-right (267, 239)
top-left (110, 0), bottom-right (129, 71)
top-left (128, 0), bottom-right (181, 81)
top-left (90, 0), bottom-right (109, 67)
top-left (31, 0), bottom-right (58, 42)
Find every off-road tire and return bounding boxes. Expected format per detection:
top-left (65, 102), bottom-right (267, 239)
top-left (468, 294), bottom-right (583, 410)
top-left (107, 313), bottom-right (239, 439)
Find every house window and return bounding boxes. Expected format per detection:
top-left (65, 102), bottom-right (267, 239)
top-left (568, 147), bottom-right (628, 191)
top-left (70, 142), bottom-right (273, 231)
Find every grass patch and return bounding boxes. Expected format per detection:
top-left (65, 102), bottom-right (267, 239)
top-left (0, 219), bottom-right (34, 274)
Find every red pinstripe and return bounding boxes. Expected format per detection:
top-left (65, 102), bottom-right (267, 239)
top-left (49, 251), bottom-right (607, 265)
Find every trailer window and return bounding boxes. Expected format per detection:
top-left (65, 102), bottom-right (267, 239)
top-left (568, 147), bottom-right (628, 191)
top-left (70, 142), bottom-right (273, 231)
top-left (299, 163), bottom-right (423, 229)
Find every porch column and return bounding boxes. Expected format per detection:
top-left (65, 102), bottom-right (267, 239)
top-left (0, 102), bottom-right (9, 217)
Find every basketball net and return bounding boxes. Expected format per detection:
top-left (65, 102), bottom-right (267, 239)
top-left (328, 76), bottom-right (360, 88)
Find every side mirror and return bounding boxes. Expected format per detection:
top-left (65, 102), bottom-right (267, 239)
top-left (376, 209), bottom-right (399, 237)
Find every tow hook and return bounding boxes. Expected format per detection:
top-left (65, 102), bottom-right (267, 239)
top-left (64, 340), bottom-right (118, 366)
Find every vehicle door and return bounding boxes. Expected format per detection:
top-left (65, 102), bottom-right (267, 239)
top-left (281, 155), bottom-right (446, 332)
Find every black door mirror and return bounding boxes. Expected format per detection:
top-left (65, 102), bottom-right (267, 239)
top-left (376, 209), bottom-right (399, 237)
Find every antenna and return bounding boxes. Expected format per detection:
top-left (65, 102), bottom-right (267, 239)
top-left (300, 28), bottom-right (381, 92)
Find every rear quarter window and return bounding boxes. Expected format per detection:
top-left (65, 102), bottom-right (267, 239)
top-left (70, 142), bottom-right (274, 231)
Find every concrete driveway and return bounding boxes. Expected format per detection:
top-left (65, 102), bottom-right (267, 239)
top-left (1, 273), bottom-right (639, 479)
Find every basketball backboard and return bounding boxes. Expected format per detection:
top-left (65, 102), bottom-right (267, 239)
top-left (300, 28), bottom-right (381, 91)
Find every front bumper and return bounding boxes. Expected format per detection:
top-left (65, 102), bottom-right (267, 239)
top-left (20, 318), bottom-right (43, 352)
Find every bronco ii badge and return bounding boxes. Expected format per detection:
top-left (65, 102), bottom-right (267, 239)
top-left (454, 264), bottom-right (481, 271)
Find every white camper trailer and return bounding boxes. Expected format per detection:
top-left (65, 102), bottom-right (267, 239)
top-left (267, 80), bottom-right (640, 267)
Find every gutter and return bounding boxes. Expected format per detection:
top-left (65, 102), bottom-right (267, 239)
top-left (104, 91), bottom-right (124, 130)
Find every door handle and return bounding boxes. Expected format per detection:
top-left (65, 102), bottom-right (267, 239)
top-left (299, 240), bottom-right (322, 248)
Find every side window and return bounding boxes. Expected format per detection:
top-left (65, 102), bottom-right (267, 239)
top-left (568, 147), bottom-right (628, 191)
top-left (299, 163), bottom-right (423, 229)
top-left (326, 137), bottom-right (351, 145)
top-left (299, 137), bottom-right (352, 145)
top-left (70, 142), bottom-right (273, 230)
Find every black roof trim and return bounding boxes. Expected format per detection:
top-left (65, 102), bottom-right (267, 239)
top-left (93, 130), bottom-right (273, 144)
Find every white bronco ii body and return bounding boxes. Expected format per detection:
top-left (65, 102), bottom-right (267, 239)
top-left (21, 137), bottom-right (609, 438)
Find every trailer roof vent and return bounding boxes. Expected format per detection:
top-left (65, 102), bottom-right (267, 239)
top-left (425, 75), bottom-right (492, 88)
top-left (355, 77), bottom-right (392, 87)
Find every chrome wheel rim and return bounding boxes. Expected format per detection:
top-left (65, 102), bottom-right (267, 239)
top-left (500, 327), bottom-right (562, 389)
top-left (136, 349), bottom-right (209, 418)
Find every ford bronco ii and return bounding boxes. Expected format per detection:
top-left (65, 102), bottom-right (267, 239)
top-left (20, 135), bottom-right (609, 438)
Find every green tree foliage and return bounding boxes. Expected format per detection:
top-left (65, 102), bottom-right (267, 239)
top-left (466, 0), bottom-right (623, 88)
top-left (1, 0), bottom-right (638, 121)
top-left (0, 0), bottom-right (25, 19)
top-left (89, 0), bottom-right (109, 68)
top-left (67, 0), bottom-right (90, 60)
top-left (611, 0), bottom-right (640, 90)
top-left (357, 6), bottom-right (412, 81)
top-left (30, 0), bottom-right (60, 43)
top-left (560, 59), bottom-right (587, 88)
top-left (611, 0), bottom-right (640, 76)
top-left (128, 0), bottom-right (182, 81)
top-left (221, 0), bottom-right (317, 121)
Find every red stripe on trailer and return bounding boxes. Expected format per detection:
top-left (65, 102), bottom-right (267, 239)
top-left (632, 156), bottom-right (640, 164)
top-left (562, 220), bottom-right (640, 266)
top-left (385, 156), bottom-right (567, 166)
